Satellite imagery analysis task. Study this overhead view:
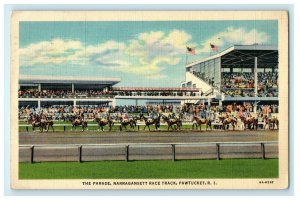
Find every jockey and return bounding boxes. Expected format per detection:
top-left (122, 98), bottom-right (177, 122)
top-left (122, 113), bottom-right (129, 121)
top-left (225, 112), bottom-right (229, 118)
top-left (169, 112), bottom-right (176, 119)
top-left (75, 115), bottom-right (81, 124)
top-left (243, 111), bottom-right (248, 120)
top-left (215, 111), bottom-right (220, 122)
top-left (41, 112), bottom-right (47, 123)
top-left (32, 114), bottom-right (40, 125)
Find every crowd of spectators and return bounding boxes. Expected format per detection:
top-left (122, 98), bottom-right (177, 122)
top-left (112, 91), bottom-right (197, 97)
top-left (18, 89), bottom-right (114, 98)
top-left (221, 72), bottom-right (278, 97)
top-left (18, 89), bottom-right (199, 98)
top-left (19, 103), bottom-right (278, 123)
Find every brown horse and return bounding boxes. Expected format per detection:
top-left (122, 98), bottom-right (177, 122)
top-left (27, 115), bottom-right (54, 132)
top-left (162, 115), bottom-right (182, 131)
top-left (239, 115), bottom-right (258, 130)
top-left (263, 116), bottom-right (279, 130)
top-left (44, 116), bottom-right (54, 132)
top-left (192, 116), bottom-right (212, 131)
top-left (119, 116), bottom-right (137, 131)
top-left (140, 113), bottom-right (161, 131)
top-left (94, 116), bottom-right (114, 131)
top-left (69, 115), bottom-right (88, 131)
top-left (221, 117), bottom-right (237, 131)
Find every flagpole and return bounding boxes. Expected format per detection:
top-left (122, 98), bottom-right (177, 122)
top-left (185, 47), bottom-right (188, 65)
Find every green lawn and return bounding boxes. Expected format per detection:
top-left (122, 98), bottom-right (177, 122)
top-left (19, 159), bottom-right (278, 179)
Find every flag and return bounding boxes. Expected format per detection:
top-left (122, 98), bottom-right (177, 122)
top-left (210, 43), bottom-right (219, 52)
top-left (186, 46), bottom-right (196, 55)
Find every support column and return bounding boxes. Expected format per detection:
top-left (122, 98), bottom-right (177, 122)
top-left (219, 100), bottom-right (222, 107)
top-left (38, 100), bottom-right (41, 109)
top-left (254, 57), bottom-right (258, 97)
top-left (111, 99), bottom-right (116, 107)
top-left (208, 99), bottom-right (211, 107)
top-left (72, 83), bottom-right (74, 93)
top-left (254, 101), bottom-right (257, 114)
top-left (38, 84), bottom-right (41, 92)
top-left (73, 100), bottom-right (77, 107)
top-left (135, 99), bottom-right (138, 106)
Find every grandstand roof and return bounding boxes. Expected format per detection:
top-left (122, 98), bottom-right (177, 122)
top-left (19, 75), bottom-right (121, 85)
top-left (186, 45), bottom-right (278, 68)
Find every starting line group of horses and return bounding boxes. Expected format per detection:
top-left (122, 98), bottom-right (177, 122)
top-left (25, 112), bottom-right (279, 132)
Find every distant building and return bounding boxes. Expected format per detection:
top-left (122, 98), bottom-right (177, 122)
top-left (18, 75), bottom-right (120, 108)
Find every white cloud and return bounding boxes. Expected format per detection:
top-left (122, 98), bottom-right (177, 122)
top-left (20, 39), bottom-right (85, 66)
top-left (107, 56), bottom-right (181, 79)
top-left (20, 29), bottom-right (192, 79)
top-left (138, 31), bottom-right (164, 45)
top-left (197, 27), bottom-right (270, 53)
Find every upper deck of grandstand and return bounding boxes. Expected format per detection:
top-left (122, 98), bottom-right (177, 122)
top-left (19, 75), bottom-right (120, 85)
top-left (186, 45), bottom-right (278, 69)
top-left (183, 44), bottom-right (279, 100)
top-left (18, 75), bottom-right (120, 99)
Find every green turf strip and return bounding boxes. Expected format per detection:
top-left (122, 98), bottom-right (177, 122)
top-left (19, 159), bottom-right (278, 179)
top-left (19, 124), bottom-right (207, 132)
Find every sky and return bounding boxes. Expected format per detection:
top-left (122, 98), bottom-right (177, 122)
top-left (19, 20), bottom-right (278, 88)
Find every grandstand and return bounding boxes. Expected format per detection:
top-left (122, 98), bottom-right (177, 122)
top-left (18, 75), bottom-right (120, 108)
top-left (182, 45), bottom-right (278, 112)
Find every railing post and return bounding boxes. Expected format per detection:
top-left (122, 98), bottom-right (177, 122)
top-left (171, 144), bottom-right (176, 161)
top-left (216, 143), bottom-right (220, 160)
top-left (30, 145), bottom-right (34, 164)
top-left (64, 126), bottom-right (66, 132)
top-left (261, 143), bottom-right (265, 160)
top-left (138, 125), bottom-right (140, 131)
top-left (125, 145), bottom-right (129, 162)
top-left (78, 145), bottom-right (82, 163)
top-left (26, 126), bottom-right (29, 132)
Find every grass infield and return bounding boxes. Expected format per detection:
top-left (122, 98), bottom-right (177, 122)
top-left (19, 159), bottom-right (278, 179)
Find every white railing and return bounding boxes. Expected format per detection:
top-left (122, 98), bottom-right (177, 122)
top-left (19, 141), bottom-right (278, 163)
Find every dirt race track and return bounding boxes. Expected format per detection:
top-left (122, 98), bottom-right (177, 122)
top-left (19, 129), bottom-right (278, 145)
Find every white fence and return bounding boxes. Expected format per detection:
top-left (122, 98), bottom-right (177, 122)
top-left (19, 141), bottom-right (278, 163)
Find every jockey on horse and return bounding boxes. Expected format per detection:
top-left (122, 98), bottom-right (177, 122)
top-left (74, 113), bottom-right (83, 124)
top-left (32, 113), bottom-right (40, 126)
top-left (40, 111), bottom-right (47, 124)
top-left (163, 112), bottom-right (182, 131)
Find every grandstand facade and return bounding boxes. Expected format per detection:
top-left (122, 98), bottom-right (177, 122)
top-left (182, 45), bottom-right (278, 112)
top-left (18, 75), bottom-right (120, 108)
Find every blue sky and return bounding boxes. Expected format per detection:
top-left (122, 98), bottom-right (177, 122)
top-left (19, 20), bottom-right (278, 87)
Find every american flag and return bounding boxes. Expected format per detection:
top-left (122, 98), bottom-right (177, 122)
top-left (210, 43), bottom-right (219, 52)
top-left (186, 46), bottom-right (196, 55)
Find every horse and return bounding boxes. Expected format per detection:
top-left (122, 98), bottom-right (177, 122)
top-left (140, 113), bottom-right (161, 131)
top-left (27, 114), bottom-right (53, 132)
top-left (69, 115), bottom-right (88, 131)
top-left (263, 115), bottom-right (279, 130)
top-left (27, 116), bottom-right (45, 132)
top-left (43, 116), bottom-right (54, 132)
top-left (119, 115), bottom-right (137, 131)
top-left (94, 115), bottom-right (114, 131)
top-left (239, 115), bottom-right (258, 130)
top-left (192, 116), bottom-right (212, 131)
top-left (221, 116), bottom-right (237, 131)
top-left (162, 115), bottom-right (182, 131)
